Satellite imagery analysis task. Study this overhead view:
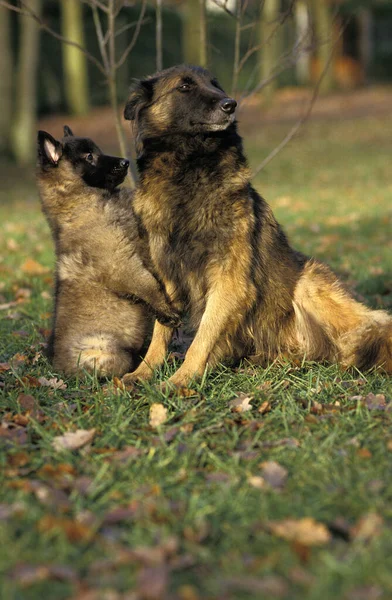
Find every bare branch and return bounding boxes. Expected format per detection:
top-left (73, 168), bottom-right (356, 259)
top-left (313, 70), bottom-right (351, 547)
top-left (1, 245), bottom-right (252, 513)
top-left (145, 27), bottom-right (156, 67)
top-left (81, 0), bottom-right (109, 13)
top-left (91, 3), bottom-right (110, 72)
top-left (115, 0), bottom-right (147, 70)
top-left (231, 0), bottom-right (242, 97)
top-left (209, 0), bottom-right (236, 19)
top-left (156, 0), bottom-right (163, 71)
top-left (251, 23), bottom-right (346, 178)
top-left (0, 0), bottom-right (106, 75)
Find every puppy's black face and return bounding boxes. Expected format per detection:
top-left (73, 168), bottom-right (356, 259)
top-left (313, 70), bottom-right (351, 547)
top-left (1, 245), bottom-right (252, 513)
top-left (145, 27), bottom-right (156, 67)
top-left (37, 126), bottom-right (129, 191)
top-left (124, 65), bottom-right (237, 137)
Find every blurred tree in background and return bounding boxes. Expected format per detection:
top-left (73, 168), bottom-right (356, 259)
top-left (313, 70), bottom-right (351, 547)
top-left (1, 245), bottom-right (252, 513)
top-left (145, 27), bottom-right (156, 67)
top-left (0, 0), bottom-right (391, 167)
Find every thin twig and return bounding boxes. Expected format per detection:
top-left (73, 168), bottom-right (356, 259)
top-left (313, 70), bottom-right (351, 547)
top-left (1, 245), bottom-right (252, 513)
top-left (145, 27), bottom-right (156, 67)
top-left (251, 26), bottom-right (345, 178)
top-left (156, 0), bottom-right (163, 71)
top-left (231, 0), bottom-right (242, 97)
top-left (91, 3), bottom-right (110, 72)
top-left (115, 0), bottom-right (147, 70)
top-left (81, 0), bottom-right (109, 14)
top-left (0, 0), bottom-right (106, 75)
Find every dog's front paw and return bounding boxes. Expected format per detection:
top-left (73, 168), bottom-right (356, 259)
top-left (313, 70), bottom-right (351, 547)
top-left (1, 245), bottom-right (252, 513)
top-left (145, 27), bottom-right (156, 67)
top-left (122, 365), bottom-right (154, 385)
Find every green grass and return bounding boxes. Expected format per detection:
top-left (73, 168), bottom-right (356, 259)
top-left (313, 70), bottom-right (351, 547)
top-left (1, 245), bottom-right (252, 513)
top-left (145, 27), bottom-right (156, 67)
top-left (1, 111), bottom-right (392, 599)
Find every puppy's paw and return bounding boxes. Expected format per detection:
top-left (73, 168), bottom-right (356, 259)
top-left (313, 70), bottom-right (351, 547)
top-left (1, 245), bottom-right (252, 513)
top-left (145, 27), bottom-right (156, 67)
top-left (156, 310), bottom-right (182, 329)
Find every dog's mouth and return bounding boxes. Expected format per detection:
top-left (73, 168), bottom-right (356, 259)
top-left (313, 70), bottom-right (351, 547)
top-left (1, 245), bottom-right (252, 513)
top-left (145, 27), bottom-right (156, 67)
top-left (190, 113), bottom-right (235, 131)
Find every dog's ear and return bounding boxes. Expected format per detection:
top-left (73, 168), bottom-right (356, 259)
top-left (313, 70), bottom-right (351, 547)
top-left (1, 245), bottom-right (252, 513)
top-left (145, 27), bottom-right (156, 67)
top-left (37, 131), bottom-right (63, 166)
top-left (63, 125), bottom-right (74, 137)
top-left (124, 78), bottom-right (155, 121)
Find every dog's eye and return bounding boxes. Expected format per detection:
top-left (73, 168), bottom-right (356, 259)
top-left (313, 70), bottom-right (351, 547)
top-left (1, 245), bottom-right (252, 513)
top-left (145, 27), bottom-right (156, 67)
top-left (85, 153), bottom-right (94, 163)
top-left (178, 83), bottom-right (191, 92)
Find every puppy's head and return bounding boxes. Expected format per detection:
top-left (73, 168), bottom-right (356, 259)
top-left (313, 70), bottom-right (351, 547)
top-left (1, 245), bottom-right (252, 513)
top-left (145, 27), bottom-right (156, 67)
top-left (37, 126), bottom-right (129, 191)
top-left (124, 65), bottom-right (237, 139)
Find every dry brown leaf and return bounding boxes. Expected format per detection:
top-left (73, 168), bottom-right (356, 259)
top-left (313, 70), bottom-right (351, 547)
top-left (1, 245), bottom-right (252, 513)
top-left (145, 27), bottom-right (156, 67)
top-left (137, 565), bottom-right (169, 600)
top-left (258, 401), bottom-right (271, 414)
top-left (21, 258), bottom-right (50, 276)
top-left (37, 515), bottom-right (93, 542)
top-left (38, 376), bottom-right (67, 390)
top-left (387, 440), bottom-right (392, 451)
top-left (0, 362), bottom-right (11, 372)
top-left (364, 393), bottom-right (388, 411)
top-left (268, 517), bottom-right (331, 546)
top-left (149, 403), bottom-right (168, 428)
top-left (248, 475), bottom-right (265, 489)
top-left (260, 461), bottom-right (288, 489)
top-left (52, 428), bottom-right (96, 452)
top-left (229, 392), bottom-right (253, 413)
top-left (357, 447), bottom-right (372, 459)
top-left (351, 512), bottom-right (384, 542)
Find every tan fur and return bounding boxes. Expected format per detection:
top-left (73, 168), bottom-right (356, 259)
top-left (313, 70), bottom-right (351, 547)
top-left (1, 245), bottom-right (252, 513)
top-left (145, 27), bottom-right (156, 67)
top-left (123, 66), bottom-right (392, 387)
top-left (37, 153), bottom-right (178, 378)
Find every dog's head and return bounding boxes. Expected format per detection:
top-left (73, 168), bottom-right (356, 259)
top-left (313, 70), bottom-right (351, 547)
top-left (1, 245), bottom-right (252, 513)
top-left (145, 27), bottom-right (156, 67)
top-left (37, 126), bottom-right (129, 191)
top-left (124, 65), bottom-right (237, 138)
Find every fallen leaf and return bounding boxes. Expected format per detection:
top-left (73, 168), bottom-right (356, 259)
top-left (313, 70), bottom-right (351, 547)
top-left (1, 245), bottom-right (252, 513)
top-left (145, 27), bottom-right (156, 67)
top-left (346, 585), bottom-right (383, 600)
top-left (110, 446), bottom-right (145, 463)
top-left (260, 461), bottom-right (288, 489)
top-left (30, 481), bottom-right (71, 511)
top-left (0, 362), bottom-right (11, 372)
top-left (52, 428), bottom-right (96, 452)
top-left (21, 258), bottom-right (49, 276)
top-left (229, 392), bottom-right (253, 413)
top-left (258, 401), bottom-right (271, 414)
top-left (10, 353), bottom-right (29, 368)
top-left (351, 512), bottom-right (383, 542)
top-left (38, 376), bottom-right (67, 390)
top-left (137, 565), bottom-right (169, 600)
top-left (17, 394), bottom-right (37, 412)
top-left (37, 515), bottom-right (93, 542)
top-left (221, 575), bottom-right (288, 597)
top-left (268, 517), bottom-right (331, 546)
top-left (149, 403), bottom-right (168, 428)
top-left (364, 393), bottom-right (388, 411)
top-left (205, 472), bottom-right (231, 484)
top-left (357, 447), bottom-right (372, 459)
top-left (387, 440), bottom-right (392, 451)
top-left (248, 475), bottom-right (265, 489)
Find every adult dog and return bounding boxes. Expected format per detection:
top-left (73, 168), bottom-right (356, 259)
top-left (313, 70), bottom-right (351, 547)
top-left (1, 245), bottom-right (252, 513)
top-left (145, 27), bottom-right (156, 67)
top-left (37, 126), bottom-right (179, 377)
top-left (123, 64), bottom-right (392, 387)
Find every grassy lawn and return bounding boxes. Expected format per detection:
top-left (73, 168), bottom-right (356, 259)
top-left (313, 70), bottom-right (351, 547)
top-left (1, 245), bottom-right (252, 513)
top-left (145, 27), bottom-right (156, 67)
top-left (1, 107), bottom-right (392, 600)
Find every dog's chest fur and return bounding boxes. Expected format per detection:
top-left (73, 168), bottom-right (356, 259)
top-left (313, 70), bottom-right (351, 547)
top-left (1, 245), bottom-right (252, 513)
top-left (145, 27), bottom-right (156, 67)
top-left (134, 142), bottom-right (252, 310)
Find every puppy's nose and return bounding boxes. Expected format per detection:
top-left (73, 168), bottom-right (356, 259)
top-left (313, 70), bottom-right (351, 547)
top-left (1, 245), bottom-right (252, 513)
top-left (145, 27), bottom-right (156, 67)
top-left (120, 159), bottom-right (129, 168)
top-left (219, 98), bottom-right (237, 114)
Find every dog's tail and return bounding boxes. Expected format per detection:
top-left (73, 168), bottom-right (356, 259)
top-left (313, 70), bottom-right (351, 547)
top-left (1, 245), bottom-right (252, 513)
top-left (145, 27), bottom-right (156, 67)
top-left (292, 259), bottom-right (392, 373)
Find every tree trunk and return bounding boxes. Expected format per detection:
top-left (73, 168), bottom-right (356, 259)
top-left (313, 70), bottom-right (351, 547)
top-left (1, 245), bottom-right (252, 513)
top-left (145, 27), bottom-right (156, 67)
top-left (10, 0), bottom-right (42, 165)
top-left (0, 6), bottom-right (13, 155)
top-left (312, 0), bottom-right (334, 93)
top-left (60, 0), bottom-right (90, 115)
top-left (182, 0), bottom-right (207, 66)
top-left (259, 0), bottom-right (281, 104)
top-left (295, 0), bottom-right (311, 85)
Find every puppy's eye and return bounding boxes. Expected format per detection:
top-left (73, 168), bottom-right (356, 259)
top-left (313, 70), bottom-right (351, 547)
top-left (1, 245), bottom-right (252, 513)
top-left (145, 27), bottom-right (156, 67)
top-left (178, 83), bottom-right (191, 92)
top-left (85, 153), bottom-right (94, 163)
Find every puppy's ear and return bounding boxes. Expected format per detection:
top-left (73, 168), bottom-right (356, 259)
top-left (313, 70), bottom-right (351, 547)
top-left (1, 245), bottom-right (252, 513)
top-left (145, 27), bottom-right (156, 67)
top-left (37, 131), bottom-right (62, 166)
top-left (124, 78), bottom-right (155, 121)
top-left (63, 125), bottom-right (74, 137)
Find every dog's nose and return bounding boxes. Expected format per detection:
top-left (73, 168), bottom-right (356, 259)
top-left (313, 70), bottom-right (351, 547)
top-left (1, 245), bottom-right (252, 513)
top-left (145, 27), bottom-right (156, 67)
top-left (219, 98), bottom-right (237, 114)
top-left (120, 159), bottom-right (129, 168)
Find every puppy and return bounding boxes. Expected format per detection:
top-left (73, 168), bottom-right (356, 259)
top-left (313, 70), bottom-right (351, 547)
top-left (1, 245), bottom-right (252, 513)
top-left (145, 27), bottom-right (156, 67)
top-left (37, 125), bottom-right (179, 377)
